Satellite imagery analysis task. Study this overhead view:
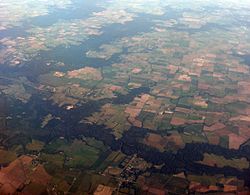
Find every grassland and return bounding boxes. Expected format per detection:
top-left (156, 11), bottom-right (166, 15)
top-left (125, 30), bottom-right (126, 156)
top-left (198, 153), bottom-right (249, 170)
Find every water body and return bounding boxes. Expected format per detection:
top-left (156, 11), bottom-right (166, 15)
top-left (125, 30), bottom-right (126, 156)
top-left (74, 123), bottom-right (250, 186)
top-left (5, 84), bottom-right (250, 186)
top-left (0, 11), bottom-right (161, 82)
top-left (233, 54), bottom-right (250, 66)
top-left (3, 85), bottom-right (150, 140)
top-left (0, 12), bottom-right (158, 84)
top-left (38, 13), bottom-right (158, 68)
top-left (0, 0), bottom-right (102, 39)
top-left (240, 54), bottom-right (250, 66)
top-left (0, 26), bottom-right (28, 39)
top-left (2, 69), bottom-right (250, 188)
top-left (0, 6), bottom-right (185, 79)
top-left (30, 0), bottom-right (104, 27)
top-left (1, 2), bottom-right (250, 189)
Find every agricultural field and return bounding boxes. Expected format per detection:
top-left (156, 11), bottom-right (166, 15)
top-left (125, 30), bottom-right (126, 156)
top-left (0, 0), bottom-right (250, 194)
